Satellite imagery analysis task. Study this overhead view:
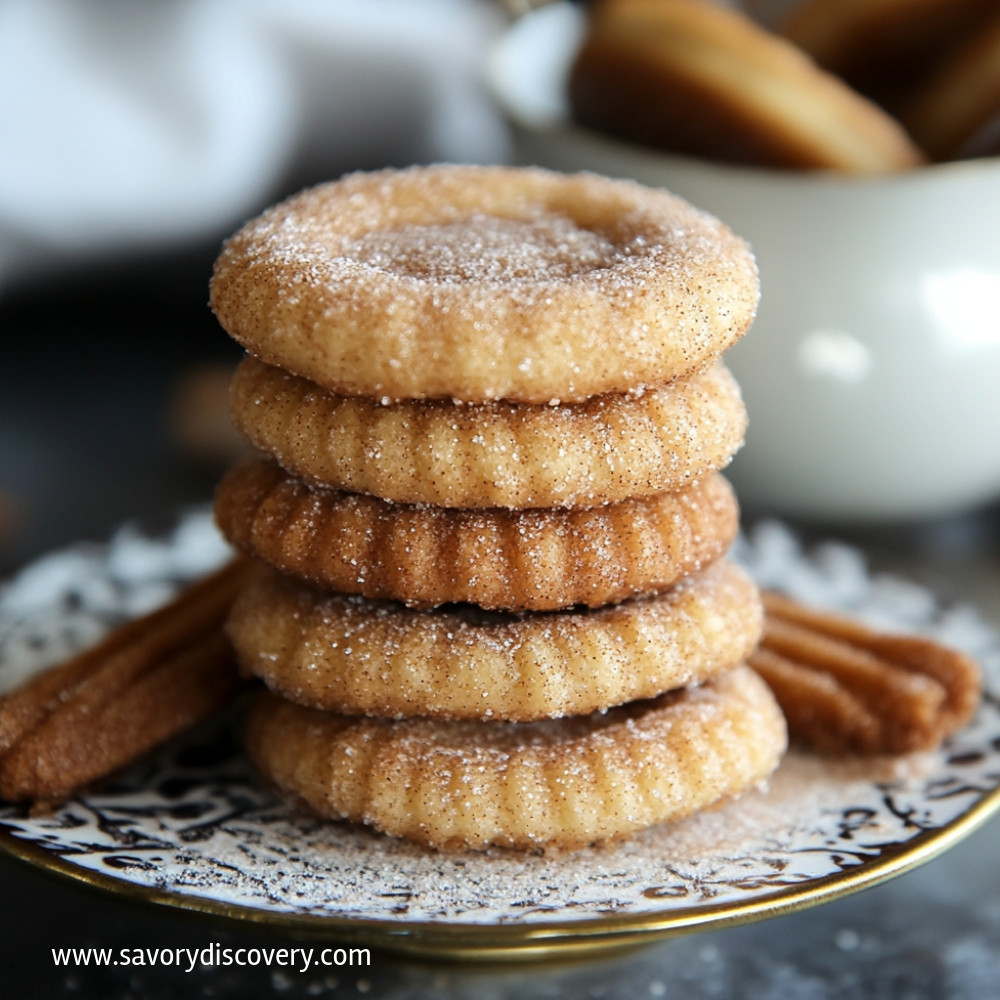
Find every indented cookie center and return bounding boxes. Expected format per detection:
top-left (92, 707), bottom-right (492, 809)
top-left (348, 216), bottom-right (620, 283)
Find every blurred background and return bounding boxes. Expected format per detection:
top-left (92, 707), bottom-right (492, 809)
top-left (0, 0), bottom-right (511, 576)
top-left (4, 0), bottom-right (1000, 580)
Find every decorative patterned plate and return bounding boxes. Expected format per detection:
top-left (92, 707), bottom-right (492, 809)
top-left (1, 511), bottom-right (999, 961)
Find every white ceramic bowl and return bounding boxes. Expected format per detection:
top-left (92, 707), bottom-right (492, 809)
top-left (489, 4), bottom-right (1000, 524)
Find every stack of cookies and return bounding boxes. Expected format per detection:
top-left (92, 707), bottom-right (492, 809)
top-left (210, 165), bottom-right (786, 852)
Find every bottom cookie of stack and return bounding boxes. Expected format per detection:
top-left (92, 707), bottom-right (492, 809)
top-left (246, 665), bottom-right (785, 852)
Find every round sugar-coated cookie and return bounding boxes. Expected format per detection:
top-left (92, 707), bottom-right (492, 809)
top-left (245, 664), bottom-right (787, 852)
top-left (215, 457), bottom-right (740, 611)
top-left (228, 356), bottom-right (747, 509)
top-left (210, 164), bottom-right (760, 403)
top-left (226, 560), bottom-right (763, 721)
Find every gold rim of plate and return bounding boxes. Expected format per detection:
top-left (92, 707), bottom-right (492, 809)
top-left (3, 782), bottom-right (1000, 963)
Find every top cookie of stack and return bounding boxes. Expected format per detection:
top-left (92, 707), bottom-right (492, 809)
top-left (210, 165), bottom-right (785, 851)
top-left (211, 165), bottom-right (758, 404)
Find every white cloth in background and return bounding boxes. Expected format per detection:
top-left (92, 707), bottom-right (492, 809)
top-left (0, 0), bottom-right (510, 289)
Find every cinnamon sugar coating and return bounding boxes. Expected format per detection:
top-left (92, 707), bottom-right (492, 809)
top-left (229, 357), bottom-right (747, 509)
top-left (226, 561), bottom-right (763, 721)
top-left (215, 458), bottom-right (739, 611)
top-left (210, 165), bottom-right (759, 403)
top-left (245, 664), bottom-right (786, 852)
